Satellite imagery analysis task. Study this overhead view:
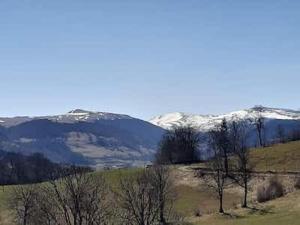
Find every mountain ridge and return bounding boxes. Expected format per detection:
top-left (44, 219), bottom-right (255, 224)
top-left (150, 106), bottom-right (300, 131)
top-left (0, 109), bottom-right (133, 127)
top-left (0, 110), bottom-right (165, 168)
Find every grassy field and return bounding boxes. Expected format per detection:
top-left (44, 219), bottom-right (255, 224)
top-left (174, 185), bottom-right (240, 216)
top-left (192, 190), bottom-right (300, 225)
top-left (250, 141), bottom-right (300, 172)
top-left (0, 141), bottom-right (300, 225)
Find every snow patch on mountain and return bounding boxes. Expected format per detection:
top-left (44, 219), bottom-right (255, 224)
top-left (0, 109), bottom-right (133, 127)
top-left (150, 107), bottom-right (300, 131)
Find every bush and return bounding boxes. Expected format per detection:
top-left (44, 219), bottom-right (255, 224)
top-left (257, 177), bottom-right (284, 203)
top-left (294, 177), bottom-right (300, 189)
top-left (193, 208), bottom-right (202, 217)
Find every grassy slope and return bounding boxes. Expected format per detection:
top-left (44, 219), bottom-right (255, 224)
top-left (0, 186), bottom-right (14, 225)
top-left (175, 185), bottom-right (240, 216)
top-left (193, 190), bottom-right (300, 225)
top-left (250, 141), bottom-right (300, 172)
top-left (0, 141), bottom-right (300, 224)
top-left (190, 141), bottom-right (300, 225)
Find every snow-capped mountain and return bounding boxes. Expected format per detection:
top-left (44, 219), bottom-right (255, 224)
top-left (0, 109), bottom-right (132, 127)
top-left (150, 106), bottom-right (300, 131)
top-left (1, 106), bottom-right (300, 168)
top-left (0, 110), bottom-right (165, 168)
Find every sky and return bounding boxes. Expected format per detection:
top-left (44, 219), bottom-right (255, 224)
top-left (1, 0), bottom-right (300, 120)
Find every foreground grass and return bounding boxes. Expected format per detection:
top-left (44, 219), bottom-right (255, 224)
top-left (175, 185), bottom-right (240, 216)
top-left (192, 190), bottom-right (300, 225)
top-left (97, 167), bottom-right (241, 216)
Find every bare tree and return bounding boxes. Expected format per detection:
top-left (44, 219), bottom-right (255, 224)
top-left (117, 167), bottom-right (176, 225)
top-left (32, 187), bottom-right (61, 225)
top-left (40, 167), bottom-right (112, 225)
top-left (229, 121), bottom-right (252, 208)
top-left (148, 166), bottom-right (176, 224)
top-left (204, 152), bottom-right (227, 213)
top-left (204, 130), bottom-right (229, 213)
top-left (117, 170), bottom-right (158, 225)
top-left (9, 185), bottom-right (38, 225)
top-left (155, 126), bottom-right (200, 164)
top-left (251, 106), bottom-right (266, 147)
top-left (209, 119), bottom-right (230, 175)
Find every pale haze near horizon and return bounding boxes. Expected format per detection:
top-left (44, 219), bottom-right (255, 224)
top-left (1, 0), bottom-right (300, 120)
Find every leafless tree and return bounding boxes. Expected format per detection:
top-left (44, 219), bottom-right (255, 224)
top-left (148, 166), bottom-right (176, 224)
top-left (209, 119), bottom-right (230, 175)
top-left (32, 188), bottom-right (61, 225)
top-left (251, 106), bottom-right (266, 147)
top-left (117, 170), bottom-right (158, 225)
top-left (229, 121), bottom-right (253, 208)
top-left (9, 184), bottom-right (38, 225)
top-left (204, 151), bottom-right (227, 213)
top-left (39, 167), bottom-right (112, 225)
top-left (117, 167), bottom-right (176, 225)
top-left (204, 129), bottom-right (230, 213)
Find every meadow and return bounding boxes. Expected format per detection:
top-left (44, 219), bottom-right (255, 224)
top-left (1, 141), bottom-right (300, 225)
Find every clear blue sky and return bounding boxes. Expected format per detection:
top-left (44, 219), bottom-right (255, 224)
top-left (1, 0), bottom-right (300, 119)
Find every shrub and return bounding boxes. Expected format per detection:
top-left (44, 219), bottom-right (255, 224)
top-left (257, 177), bottom-right (284, 203)
top-left (295, 177), bottom-right (300, 189)
top-left (193, 208), bottom-right (202, 217)
top-left (257, 185), bottom-right (267, 203)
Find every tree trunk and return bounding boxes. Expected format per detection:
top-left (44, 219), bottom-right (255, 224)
top-left (159, 201), bottom-right (166, 225)
top-left (242, 182), bottom-right (248, 208)
top-left (23, 209), bottom-right (28, 225)
top-left (224, 154), bottom-right (229, 175)
top-left (219, 194), bottom-right (224, 213)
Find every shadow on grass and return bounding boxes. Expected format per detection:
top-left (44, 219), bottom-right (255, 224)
top-left (219, 205), bottom-right (274, 221)
top-left (247, 205), bottom-right (274, 216)
top-left (222, 212), bottom-right (246, 219)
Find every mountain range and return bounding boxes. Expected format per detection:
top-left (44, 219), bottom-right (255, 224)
top-left (150, 106), bottom-right (300, 131)
top-left (0, 109), bottom-right (165, 168)
top-left (0, 106), bottom-right (300, 168)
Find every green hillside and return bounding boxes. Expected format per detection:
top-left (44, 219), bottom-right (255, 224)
top-left (0, 141), bottom-right (300, 225)
top-left (250, 141), bottom-right (300, 172)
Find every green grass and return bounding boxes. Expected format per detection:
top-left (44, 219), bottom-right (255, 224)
top-left (1, 141), bottom-right (300, 224)
top-left (174, 185), bottom-right (241, 216)
top-left (191, 141), bottom-right (300, 173)
top-left (193, 191), bottom-right (300, 225)
top-left (100, 167), bottom-right (143, 187)
top-left (250, 141), bottom-right (300, 172)
top-left (0, 186), bottom-right (14, 225)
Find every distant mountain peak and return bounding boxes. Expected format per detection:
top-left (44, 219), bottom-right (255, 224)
top-left (68, 109), bottom-right (93, 115)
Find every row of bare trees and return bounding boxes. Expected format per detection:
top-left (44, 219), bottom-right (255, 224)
top-left (155, 119), bottom-right (253, 213)
top-left (9, 166), bottom-right (177, 225)
top-left (9, 167), bottom-right (111, 225)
